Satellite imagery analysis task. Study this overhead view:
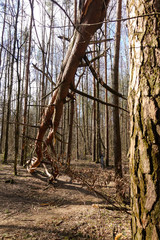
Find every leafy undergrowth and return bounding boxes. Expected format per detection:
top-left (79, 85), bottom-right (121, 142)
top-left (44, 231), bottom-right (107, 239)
top-left (0, 159), bottom-right (131, 240)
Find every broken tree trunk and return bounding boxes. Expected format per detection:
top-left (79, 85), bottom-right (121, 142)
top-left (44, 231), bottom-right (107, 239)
top-left (28, 0), bottom-right (110, 173)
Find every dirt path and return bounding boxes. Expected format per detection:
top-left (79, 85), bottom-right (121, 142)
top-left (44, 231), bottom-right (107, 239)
top-left (0, 161), bottom-right (131, 240)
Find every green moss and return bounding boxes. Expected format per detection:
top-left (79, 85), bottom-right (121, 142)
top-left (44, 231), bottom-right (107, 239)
top-left (151, 149), bottom-right (159, 177)
top-left (156, 96), bottom-right (160, 108)
top-left (146, 120), bottom-right (156, 143)
top-left (151, 200), bottom-right (160, 225)
top-left (146, 223), bottom-right (153, 239)
top-left (149, 68), bottom-right (160, 90)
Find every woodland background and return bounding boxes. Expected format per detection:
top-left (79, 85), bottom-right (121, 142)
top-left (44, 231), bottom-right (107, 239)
top-left (1, 0), bottom-right (159, 239)
top-left (0, 0), bottom-right (129, 170)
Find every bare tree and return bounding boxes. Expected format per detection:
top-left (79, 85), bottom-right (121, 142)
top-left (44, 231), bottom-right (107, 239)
top-left (21, 0), bottom-right (34, 165)
top-left (3, 0), bottom-right (20, 163)
top-left (14, 0), bottom-right (20, 175)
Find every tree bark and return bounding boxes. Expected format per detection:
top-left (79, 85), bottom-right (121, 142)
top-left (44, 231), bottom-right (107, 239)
top-left (127, 1), bottom-right (160, 239)
top-left (28, 0), bottom-right (110, 172)
top-left (92, 39), bottom-right (96, 162)
top-left (14, 0), bottom-right (20, 175)
top-left (66, 98), bottom-right (74, 167)
top-left (112, 0), bottom-right (122, 179)
top-left (96, 40), bottom-right (101, 163)
top-left (0, 56), bottom-right (7, 154)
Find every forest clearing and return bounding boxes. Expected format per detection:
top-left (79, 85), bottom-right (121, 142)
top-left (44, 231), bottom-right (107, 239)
top-left (0, 159), bottom-right (131, 240)
top-left (0, 0), bottom-right (160, 239)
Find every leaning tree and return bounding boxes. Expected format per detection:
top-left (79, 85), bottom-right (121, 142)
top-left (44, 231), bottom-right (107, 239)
top-left (127, 0), bottom-right (160, 239)
top-left (28, 0), bottom-right (111, 172)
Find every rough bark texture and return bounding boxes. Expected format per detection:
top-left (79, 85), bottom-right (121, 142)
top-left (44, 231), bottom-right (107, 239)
top-left (127, 1), bottom-right (160, 239)
top-left (29, 0), bottom-right (110, 172)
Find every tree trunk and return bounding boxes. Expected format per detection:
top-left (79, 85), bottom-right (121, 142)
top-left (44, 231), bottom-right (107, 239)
top-left (82, 78), bottom-right (87, 157)
top-left (28, 0), bottom-right (110, 172)
top-left (112, 0), bottom-right (122, 178)
top-left (104, 16), bottom-right (109, 167)
top-left (92, 38), bottom-right (96, 162)
top-left (14, 0), bottom-right (20, 175)
top-left (3, 2), bottom-right (19, 164)
top-left (96, 40), bottom-right (101, 163)
top-left (66, 98), bottom-right (74, 167)
top-left (75, 101), bottom-right (79, 159)
top-left (0, 0), bottom-right (7, 67)
top-left (0, 58), bottom-right (7, 154)
top-left (21, 0), bottom-right (33, 165)
top-left (127, 1), bottom-right (160, 239)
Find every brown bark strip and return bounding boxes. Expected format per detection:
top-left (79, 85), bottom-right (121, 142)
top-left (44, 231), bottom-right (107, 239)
top-left (82, 0), bottom-right (93, 17)
top-left (28, 0), bottom-right (110, 172)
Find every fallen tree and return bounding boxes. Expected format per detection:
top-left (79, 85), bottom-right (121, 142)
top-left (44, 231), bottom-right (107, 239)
top-left (28, 0), bottom-right (110, 173)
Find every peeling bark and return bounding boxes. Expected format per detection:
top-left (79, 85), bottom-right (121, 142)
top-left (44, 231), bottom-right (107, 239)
top-left (28, 0), bottom-right (110, 172)
top-left (127, 0), bottom-right (160, 239)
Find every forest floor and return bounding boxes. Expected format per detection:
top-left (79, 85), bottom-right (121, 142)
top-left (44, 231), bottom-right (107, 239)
top-left (0, 158), bottom-right (131, 240)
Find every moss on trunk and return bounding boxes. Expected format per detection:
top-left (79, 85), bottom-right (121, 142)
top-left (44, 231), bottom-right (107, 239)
top-left (127, 0), bottom-right (160, 239)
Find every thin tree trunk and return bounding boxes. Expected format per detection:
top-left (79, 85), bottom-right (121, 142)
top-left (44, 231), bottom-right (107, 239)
top-left (92, 39), bottom-right (96, 162)
top-left (21, 0), bottom-right (33, 165)
top-left (75, 101), bottom-right (79, 159)
top-left (66, 98), bottom-right (74, 167)
top-left (104, 16), bottom-right (109, 167)
top-left (14, 0), bottom-right (20, 175)
top-left (112, 0), bottom-right (122, 179)
top-left (3, 2), bottom-right (19, 163)
top-left (0, 0), bottom-right (7, 67)
top-left (96, 40), bottom-right (101, 163)
top-left (0, 58), bottom-right (7, 154)
top-left (82, 79), bottom-right (87, 157)
top-left (74, 0), bottom-right (77, 24)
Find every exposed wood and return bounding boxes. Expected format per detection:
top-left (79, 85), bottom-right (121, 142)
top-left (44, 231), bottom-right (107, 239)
top-left (42, 163), bottom-right (53, 180)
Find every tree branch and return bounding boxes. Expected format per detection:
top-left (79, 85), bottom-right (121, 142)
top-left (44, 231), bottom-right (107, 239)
top-left (83, 55), bottom-right (127, 100)
top-left (71, 87), bottom-right (129, 113)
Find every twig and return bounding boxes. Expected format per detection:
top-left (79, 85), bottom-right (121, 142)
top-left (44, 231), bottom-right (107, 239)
top-left (66, 168), bottom-right (131, 215)
top-left (83, 55), bottom-right (127, 100)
